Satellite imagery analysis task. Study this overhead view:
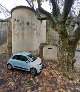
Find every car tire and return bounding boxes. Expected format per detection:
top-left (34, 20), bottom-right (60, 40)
top-left (30, 68), bottom-right (37, 75)
top-left (7, 64), bottom-right (13, 70)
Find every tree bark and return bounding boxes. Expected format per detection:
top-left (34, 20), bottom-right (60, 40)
top-left (62, 0), bottom-right (74, 22)
top-left (58, 37), bottom-right (76, 72)
top-left (57, 23), bottom-right (76, 72)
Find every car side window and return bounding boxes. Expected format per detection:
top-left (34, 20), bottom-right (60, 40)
top-left (19, 55), bottom-right (28, 61)
top-left (12, 55), bottom-right (20, 60)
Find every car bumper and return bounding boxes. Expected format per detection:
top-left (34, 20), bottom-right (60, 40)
top-left (36, 65), bottom-right (43, 73)
top-left (37, 69), bottom-right (42, 73)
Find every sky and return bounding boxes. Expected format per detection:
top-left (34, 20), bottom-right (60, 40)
top-left (0, 0), bottom-right (80, 19)
top-left (0, 0), bottom-right (28, 19)
top-left (0, 0), bottom-right (51, 19)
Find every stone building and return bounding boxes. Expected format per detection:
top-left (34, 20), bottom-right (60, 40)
top-left (11, 6), bottom-right (46, 54)
top-left (7, 19), bottom-right (12, 56)
top-left (0, 19), bottom-right (8, 45)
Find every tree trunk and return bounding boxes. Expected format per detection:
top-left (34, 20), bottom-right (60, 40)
top-left (57, 23), bottom-right (76, 72)
top-left (58, 42), bottom-right (76, 72)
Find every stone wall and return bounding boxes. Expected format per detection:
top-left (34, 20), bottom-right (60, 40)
top-left (7, 20), bottom-right (12, 56)
top-left (47, 29), bottom-right (59, 45)
top-left (0, 20), bottom-right (8, 45)
top-left (11, 6), bottom-right (46, 54)
top-left (46, 20), bottom-right (59, 45)
top-left (43, 44), bottom-right (57, 60)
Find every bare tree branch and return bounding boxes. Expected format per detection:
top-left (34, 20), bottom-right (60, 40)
top-left (78, 11), bottom-right (80, 17)
top-left (62, 0), bottom-right (74, 22)
top-left (26, 0), bottom-right (34, 8)
top-left (37, 0), bottom-right (53, 20)
top-left (68, 11), bottom-right (80, 45)
top-left (50, 0), bottom-right (60, 16)
top-left (71, 26), bottom-right (80, 45)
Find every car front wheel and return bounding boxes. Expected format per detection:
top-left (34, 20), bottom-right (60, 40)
top-left (30, 68), bottom-right (37, 75)
top-left (7, 64), bottom-right (13, 70)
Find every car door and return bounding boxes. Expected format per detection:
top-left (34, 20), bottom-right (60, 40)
top-left (18, 55), bottom-right (30, 71)
top-left (11, 55), bottom-right (21, 68)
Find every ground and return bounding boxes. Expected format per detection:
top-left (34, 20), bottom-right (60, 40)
top-left (0, 54), bottom-right (80, 92)
top-left (0, 44), bottom-right (80, 92)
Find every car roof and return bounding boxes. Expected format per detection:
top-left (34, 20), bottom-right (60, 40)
top-left (13, 52), bottom-right (31, 57)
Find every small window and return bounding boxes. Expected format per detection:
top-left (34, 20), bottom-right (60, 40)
top-left (12, 55), bottom-right (27, 61)
top-left (27, 22), bottom-right (29, 25)
top-left (12, 55), bottom-right (20, 60)
top-left (28, 54), bottom-right (37, 61)
top-left (48, 48), bottom-right (52, 49)
top-left (20, 55), bottom-right (27, 61)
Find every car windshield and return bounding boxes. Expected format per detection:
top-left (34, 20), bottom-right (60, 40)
top-left (28, 54), bottom-right (37, 61)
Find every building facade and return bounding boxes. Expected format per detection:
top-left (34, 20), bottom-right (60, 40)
top-left (0, 19), bottom-right (8, 45)
top-left (11, 6), bottom-right (46, 54)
